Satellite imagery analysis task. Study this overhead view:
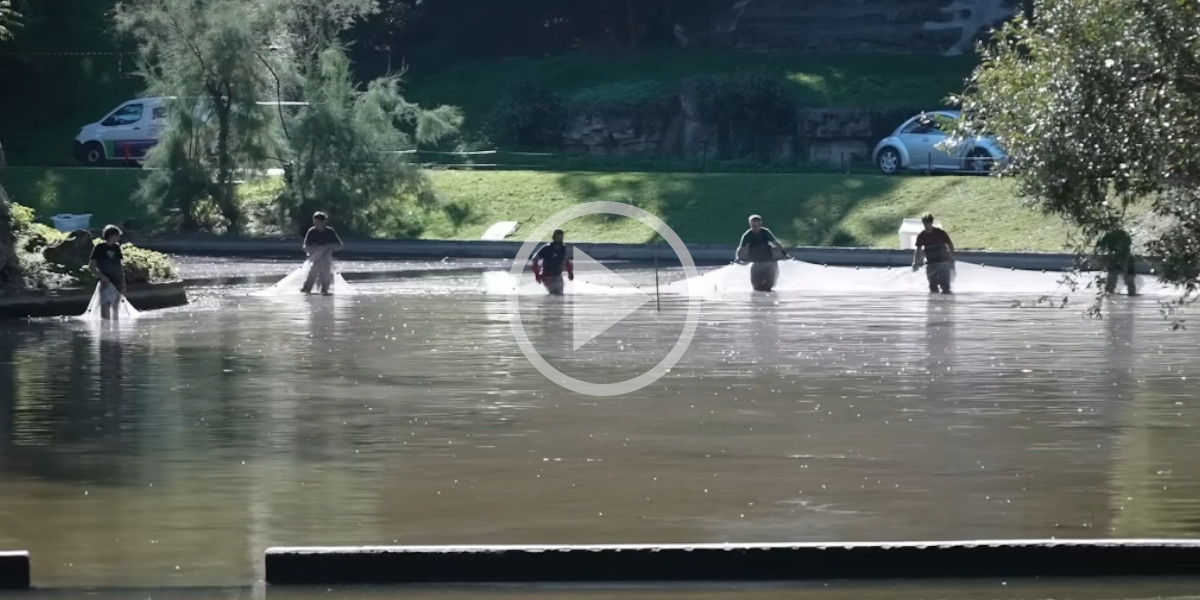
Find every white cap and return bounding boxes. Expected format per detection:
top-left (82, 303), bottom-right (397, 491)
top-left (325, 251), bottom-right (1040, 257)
top-left (748, 214), bottom-right (762, 223)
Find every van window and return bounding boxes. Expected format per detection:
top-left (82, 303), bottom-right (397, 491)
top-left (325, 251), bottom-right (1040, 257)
top-left (103, 103), bottom-right (144, 127)
top-left (152, 106), bottom-right (167, 120)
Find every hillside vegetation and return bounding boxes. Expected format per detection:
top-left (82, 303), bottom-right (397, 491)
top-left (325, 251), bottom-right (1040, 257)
top-left (408, 50), bottom-right (978, 136)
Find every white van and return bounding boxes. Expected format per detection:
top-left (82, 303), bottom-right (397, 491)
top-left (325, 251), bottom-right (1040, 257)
top-left (73, 97), bottom-right (168, 166)
top-left (73, 97), bottom-right (306, 167)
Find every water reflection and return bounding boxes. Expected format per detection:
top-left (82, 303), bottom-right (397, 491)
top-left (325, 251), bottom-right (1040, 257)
top-left (0, 289), bottom-right (1198, 589)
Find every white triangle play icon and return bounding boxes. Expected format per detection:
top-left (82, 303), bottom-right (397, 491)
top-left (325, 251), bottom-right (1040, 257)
top-left (571, 247), bottom-right (652, 351)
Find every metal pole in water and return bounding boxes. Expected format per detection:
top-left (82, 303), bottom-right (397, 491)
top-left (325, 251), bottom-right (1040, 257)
top-left (654, 240), bottom-right (661, 312)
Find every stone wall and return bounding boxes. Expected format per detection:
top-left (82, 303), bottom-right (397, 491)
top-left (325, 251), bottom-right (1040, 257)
top-left (682, 0), bottom-right (1021, 56)
top-left (561, 97), bottom-right (919, 167)
top-left (561, 97), bottom-right (683, 156)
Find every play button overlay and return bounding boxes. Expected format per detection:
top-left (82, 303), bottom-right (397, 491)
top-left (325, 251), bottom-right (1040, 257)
top-left (569, 247), bottom-right (653, 351)
top-left (508, 201), bottom-right (702, 397)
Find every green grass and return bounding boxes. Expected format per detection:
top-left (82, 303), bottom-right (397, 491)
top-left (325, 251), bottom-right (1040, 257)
top-left (406, 50), bottom-right (979, 133)
top-left (4, 167), bottom-right (1074, 251)
top-left (414, 170), bottom-right (1069, 251)
top-left (1, 167), bottom-right (145, 227)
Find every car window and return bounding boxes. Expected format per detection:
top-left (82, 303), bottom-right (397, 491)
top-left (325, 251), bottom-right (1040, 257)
top-left (103, 103), bottom-right (144, 126)
top-left (901, 115), bottom-right (945, 135)
top-left (152, 106), bottom-right (167, 120)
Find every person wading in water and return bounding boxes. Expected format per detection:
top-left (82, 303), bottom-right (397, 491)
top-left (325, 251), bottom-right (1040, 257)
top-left (301, 211), bottom-right (344, 295)
top-left (532, 229), bottom-right (574, 296)
top-left (912, 213), bottom-right (955, 294)
top-left (736, 214), bottom-right (789, 292)
top-left (89, 225), bottom-right (127, 319)
top-left (1096, 227), bottom-right (1137, 296)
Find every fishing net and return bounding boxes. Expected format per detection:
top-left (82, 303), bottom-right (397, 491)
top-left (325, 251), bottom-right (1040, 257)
top-left (254, 257), bottom-right (356, 297)
top-left (78, 283), bottom-right (141, 320)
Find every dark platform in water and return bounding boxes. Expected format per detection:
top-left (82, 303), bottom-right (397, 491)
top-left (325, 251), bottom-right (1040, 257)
top-left (264, 539), bottom-right (1200, 585)
top-left (0, 281), bottom-right (189, 319)
top-left (0, 551), bottom-right (30, 589)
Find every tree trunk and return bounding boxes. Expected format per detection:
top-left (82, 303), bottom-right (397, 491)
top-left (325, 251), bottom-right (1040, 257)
top-left (213, 93), bottom-right (242, 233)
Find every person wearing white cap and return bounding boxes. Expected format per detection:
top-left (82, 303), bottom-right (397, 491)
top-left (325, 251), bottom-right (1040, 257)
top-left (736, 214), bottom-right (788, 292)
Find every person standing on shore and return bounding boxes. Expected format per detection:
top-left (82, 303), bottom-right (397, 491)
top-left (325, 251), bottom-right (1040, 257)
top-left (736, 214), bottom-right (789, 292)
top-left (532, 229), bottom-right (573, 296)
top-left (912, 213), bottom-right (955, 294)
top-left (301, 211), bottom-right (344, 295)
top-left (89, 225), bottom-right (127, 319)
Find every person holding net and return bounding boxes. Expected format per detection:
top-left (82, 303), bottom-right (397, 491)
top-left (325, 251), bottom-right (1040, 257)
top-left (736, 214), bottom-right (789, 292)
top-left (89, 225), bottom-right (127, 319)
top-left (301, 211), bottom-right (345, 295)
top-left (911, 213), bottom-right (955, 294)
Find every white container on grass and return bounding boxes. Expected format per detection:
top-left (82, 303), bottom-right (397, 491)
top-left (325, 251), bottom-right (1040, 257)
top-left (51, 213), bottom-right (93, 232)
top-left (898, 218), bottom-right (941, 250)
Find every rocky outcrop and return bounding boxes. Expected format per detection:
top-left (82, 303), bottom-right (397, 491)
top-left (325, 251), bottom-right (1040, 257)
top-left (42, 229), bottom-right (94, 273)
top-left (681, 0), bottom-right (1020, 56)
top-left (562, 97), bottom-right (683, 156)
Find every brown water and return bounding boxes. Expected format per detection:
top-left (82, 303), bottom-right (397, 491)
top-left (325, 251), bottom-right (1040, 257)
top-left (1, 274), bottom-right (1199, 597)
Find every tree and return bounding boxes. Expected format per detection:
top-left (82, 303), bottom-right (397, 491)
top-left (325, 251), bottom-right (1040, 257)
top-left (268, 0), bottom-right (462, 235)
top-left (953, 0), bottom-right (1200, 294)
top-left (115, 0), bottom-right (285, 232)
top-left (273, 48), bottom-right (461, 235)
top-left (0, 0), bottom-right (20, 40)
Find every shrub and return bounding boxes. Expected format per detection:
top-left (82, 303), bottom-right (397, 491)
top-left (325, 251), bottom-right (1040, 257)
top-left (687, 72), bottom-right (797, 133)
top-left (6, 201), bottom-right (179, 288)
top-left (486, 82), bottom-right (568, 149)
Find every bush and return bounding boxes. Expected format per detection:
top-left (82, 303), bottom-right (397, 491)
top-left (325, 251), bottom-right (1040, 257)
top-left (687, 72), bottom-right (797, 133)
top-left (6, 201), bottom-right (179, 289)
top-left (486, 82), bottom-right (568, 150)
top-left (685, 72), bottom-right (797, 159)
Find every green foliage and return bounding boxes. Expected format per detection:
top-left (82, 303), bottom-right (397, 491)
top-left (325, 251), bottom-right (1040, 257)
top-left (115, 0), bottom-right (287, 233)
top-left (409, 51), bottom-right (974, 141)
top-left (3, 200), bottom-right (177, 288)
top-left (88, 237), bottom-right (178, 285)
top-left (688, 72), bottom-right (796, 132)
top-left (0, 0), bottom-right (20, 40)
top-left (486, 82), bottom-right (568, 150)
top-left (273, 46), bottom-right (462, 235)
top-left (6, 199), bottom-right (33, 230)
top-left (685, 71), bottom-right (797, 158)
top-left (134, 122), bottom-right (219, 231)
top-left (953, 0), bottom-right (1200, 290)
top-left (571, 80), bottom-right (670, 108)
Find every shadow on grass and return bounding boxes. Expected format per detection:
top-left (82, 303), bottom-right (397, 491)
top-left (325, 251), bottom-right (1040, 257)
top-left (1, 167), bottom-right (147, 227)
top-left (551, 170), bottom-right (907, 246)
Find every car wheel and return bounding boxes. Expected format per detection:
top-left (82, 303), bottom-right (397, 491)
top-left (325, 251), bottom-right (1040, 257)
top-left (966, 149), bottom-right (992, 174)
top-left (82, 142), bottom-right (106, 167)
top-left (876, 147), bottom-right (901, 175)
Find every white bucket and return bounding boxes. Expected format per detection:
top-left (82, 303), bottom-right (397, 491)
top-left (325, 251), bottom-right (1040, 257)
top-left (51, 213), bottom-right (93, 232)
top-left (898, 218), bottom-right (941, 250)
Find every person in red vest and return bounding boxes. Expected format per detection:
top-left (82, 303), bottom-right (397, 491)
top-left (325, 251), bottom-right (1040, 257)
top-left (532, 229), bottom-right (574, 295)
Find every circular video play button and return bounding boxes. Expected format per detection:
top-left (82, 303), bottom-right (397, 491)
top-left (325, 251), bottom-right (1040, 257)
top-left (507, 201), bottom-right (702, 397)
